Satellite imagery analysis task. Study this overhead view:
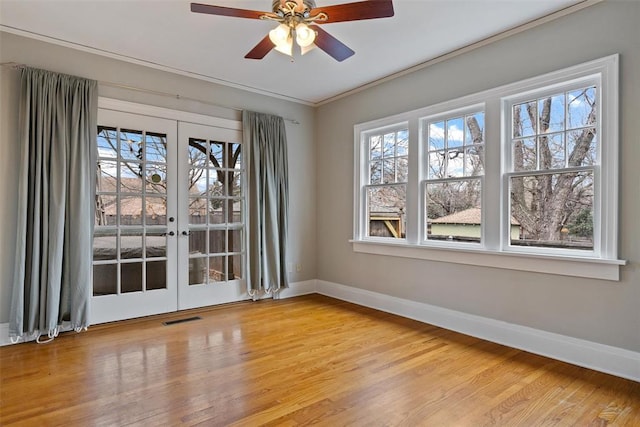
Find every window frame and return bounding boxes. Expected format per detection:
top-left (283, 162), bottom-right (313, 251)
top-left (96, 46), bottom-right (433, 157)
top-left (355, 121), bottom-right (410, 243)
top-left (352, 54), bottom-right (624, 281)
top-left (502, 77), bottom-right (601, 257)
top-left (420, 104), bottom-right (486, 247)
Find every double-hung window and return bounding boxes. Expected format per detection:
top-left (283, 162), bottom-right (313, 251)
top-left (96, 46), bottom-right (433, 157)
top-left (505, 84), bottom-right (598, 253)
top-left (353, 55), bottom-right (623, 280)
top-left (423, 108), bottom-right (485, 244)
top-left (361, 126), bottom-right (409, 239)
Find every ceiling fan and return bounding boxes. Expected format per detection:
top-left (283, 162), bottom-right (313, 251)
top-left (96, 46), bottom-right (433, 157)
top-left (190, 0), bottom-right (394, 62)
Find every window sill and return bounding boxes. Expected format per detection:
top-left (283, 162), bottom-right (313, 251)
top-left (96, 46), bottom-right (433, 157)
top-left (350, 240), bottom-right (626, 281)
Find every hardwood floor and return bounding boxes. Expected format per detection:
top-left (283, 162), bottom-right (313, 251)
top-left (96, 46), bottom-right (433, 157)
top-left (1, 294), bottom-right (638, 426)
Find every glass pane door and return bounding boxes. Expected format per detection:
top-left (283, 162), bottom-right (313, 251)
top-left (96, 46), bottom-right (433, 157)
top-left (91, 109), bottom-right (178, 324)
top-left (178, 122), bottom-right (246, 309)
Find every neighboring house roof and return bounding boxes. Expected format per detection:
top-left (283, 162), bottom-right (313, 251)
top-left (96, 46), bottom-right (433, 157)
top-left (430, 207), bottom-right (519, 225)
top-left (97, 175), bottom-right (170, 216)
top-left (96, 175), bottom-right (240, 217)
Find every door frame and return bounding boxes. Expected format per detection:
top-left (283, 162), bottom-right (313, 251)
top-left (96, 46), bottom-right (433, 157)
top-left (91, 98), bottom-right (243, 324)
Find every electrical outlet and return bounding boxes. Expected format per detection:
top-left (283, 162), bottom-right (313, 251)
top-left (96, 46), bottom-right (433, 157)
top-left (296, 263), bottom-right (302, 272)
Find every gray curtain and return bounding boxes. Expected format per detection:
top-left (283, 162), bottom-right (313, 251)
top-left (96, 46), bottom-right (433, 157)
top-left (243, 110), bottom-right (289, 296)
top-left (10, 67), bottom-right (97, 342)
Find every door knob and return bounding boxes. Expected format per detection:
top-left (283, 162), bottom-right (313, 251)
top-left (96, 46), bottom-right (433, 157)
top-left (181, 231), bottom-right (191, 236)
top-left (168, 231), bottom-right (175, 236)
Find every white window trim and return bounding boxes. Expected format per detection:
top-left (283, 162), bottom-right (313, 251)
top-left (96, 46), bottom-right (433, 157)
top-left (353, 54), bottom-right (625, 281)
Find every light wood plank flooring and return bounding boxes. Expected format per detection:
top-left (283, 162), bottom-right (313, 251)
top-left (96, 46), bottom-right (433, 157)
top-left (1, 294), bottom-right (639, 426)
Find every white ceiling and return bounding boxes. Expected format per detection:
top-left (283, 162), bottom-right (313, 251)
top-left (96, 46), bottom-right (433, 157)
top-left (0, 0), bottom-right (584, 105)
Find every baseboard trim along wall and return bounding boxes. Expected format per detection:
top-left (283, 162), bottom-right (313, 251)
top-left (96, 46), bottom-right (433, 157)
top-left (255, 279), bottom-right (318, 301)
top-left (277, 279), bottom-right (318, 299)
top-left (315, 279), bottom-right (640, 383)
top-left (2, 279), bottom-right (638, 383)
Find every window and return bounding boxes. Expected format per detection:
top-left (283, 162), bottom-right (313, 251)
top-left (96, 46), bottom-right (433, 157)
top-left (423, 109), bottom-right (485, 243)
top-left (362, 126), bottom-right (408, 239)
top-left (506, 85), bottom-right (597, 252)
top-left (353, 55), bottom-right (623, 280)
top-left (187, 138), bottom-right (244, 283)
top-left (94, 125), bottom-right (171, 294)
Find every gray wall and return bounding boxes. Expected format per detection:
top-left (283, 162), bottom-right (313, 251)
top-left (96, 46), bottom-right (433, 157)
top-left (0, 32), bottom-right (317, 323)
top-left (316, 1), bottom-right (640, 352)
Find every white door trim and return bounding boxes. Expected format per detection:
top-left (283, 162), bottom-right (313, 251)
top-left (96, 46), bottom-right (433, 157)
top-left (98, 98), bottom-right (241, 131)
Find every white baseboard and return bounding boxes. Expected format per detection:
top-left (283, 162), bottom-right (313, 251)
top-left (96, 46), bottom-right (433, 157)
top-left (279, 279), bottom-right (318, 299)
top-left (3, 279), bottom-right (638, 383)
top-left (316, 280), bottom-right (640, 383)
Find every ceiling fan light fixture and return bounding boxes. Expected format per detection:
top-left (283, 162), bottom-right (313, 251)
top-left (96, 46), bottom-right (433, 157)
top-left (268, 23), bottom-right (290, 46)
top-left (295, 22), bottom-right (316, 47)
top-left (273, 35), bottom-right (294, 56)
top-left (191, 0), bottom-right (395, 61)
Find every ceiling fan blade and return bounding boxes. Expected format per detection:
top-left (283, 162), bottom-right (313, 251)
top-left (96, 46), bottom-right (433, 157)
top-left (245, 35), bottom-right (276, 60)
top-left (310, 0), bottom-right (394, 24)
top-left (190, 3), bottom-right (267, 19)
top-left (309, 25), bottom-right (355, 62)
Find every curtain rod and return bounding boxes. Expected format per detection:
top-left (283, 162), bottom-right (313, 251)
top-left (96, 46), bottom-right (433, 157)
top-left (1, 62), bottom-right (300, 125)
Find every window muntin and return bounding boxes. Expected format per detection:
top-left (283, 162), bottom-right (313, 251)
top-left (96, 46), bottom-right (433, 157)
top-left (187, 138), bottom-right (244, 284)
top-left (423, 111), bottom-right (485, 243)
top-left (509, 172), bottom-right (593, 249)
top-left (507, 85), bottom-right (597, 252)
top-left (94, 126), bottom-right (170, 294)
top-left (364, 128), bottom-right (408, 239)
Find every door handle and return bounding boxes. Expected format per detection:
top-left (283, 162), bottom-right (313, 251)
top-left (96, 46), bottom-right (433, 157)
top-left (168, 231), bottom-right (175, 236)
top-left (181, 231), bottom-right (191, 236)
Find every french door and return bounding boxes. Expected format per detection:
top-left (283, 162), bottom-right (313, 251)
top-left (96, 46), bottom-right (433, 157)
top-left (177, 122), bottom-right (246, 309)
top-left (91, 108), bottom-right (247, 324)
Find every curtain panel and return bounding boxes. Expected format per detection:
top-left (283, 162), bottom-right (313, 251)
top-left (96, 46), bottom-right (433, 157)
top-left (243, 111), bottom-right (289, 295)
top-left (10, 67), bottom-right (97, 342)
